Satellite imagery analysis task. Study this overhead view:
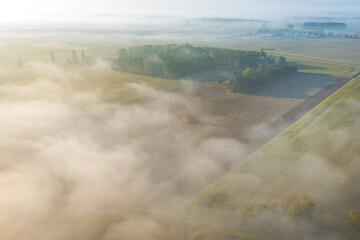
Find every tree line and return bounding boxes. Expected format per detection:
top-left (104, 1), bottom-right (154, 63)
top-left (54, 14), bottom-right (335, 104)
top-left (203, 191), bottom-right (360, 238)
top-left (114, 44), bottom-right (297, 93)
top-left (304, 22), bottom-right (346, 30)
top-left (114, 44), bottom-right (215, 79)
top-left (114, 44), bottom-right (278, 78)
top-left (229, 56), bottom-right (298, 93)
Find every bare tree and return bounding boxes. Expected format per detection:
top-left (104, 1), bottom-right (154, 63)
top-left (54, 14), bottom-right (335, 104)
top-left (81, 50), bottom-right (86, 64)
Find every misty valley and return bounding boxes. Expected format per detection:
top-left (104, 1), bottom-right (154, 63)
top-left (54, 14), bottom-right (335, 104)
top-left (0, 1), bottom-right (360, 240)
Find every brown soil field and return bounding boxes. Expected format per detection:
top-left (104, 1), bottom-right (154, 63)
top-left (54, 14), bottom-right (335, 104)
top-left (184, 72), bottom-right (348, 147)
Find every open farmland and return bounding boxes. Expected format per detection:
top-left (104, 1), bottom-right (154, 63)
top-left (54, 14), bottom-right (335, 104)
top-left (5, 43), bottom-right (357, 148)
top-left (7, 45), bottom-right (356, 202)
top-left (129, 56), bottom-right (357, 210)
top-left (0, 65), bottom-right (188, 104)
top-left (181, 51), bottom-right (360, 147)
top-left (181, 72), bottom-right (346, 143)
top-left (2, 43), bottom-right (358, 213)
top-left (185, 74), bottom-right (360, 225)
top-left (219, 38), bottom-right (360, 66)
top-left (2, 0), bottom-right (360, 239)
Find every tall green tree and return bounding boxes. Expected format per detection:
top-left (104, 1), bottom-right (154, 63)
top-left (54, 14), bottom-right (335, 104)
top-left (51, 51), bottom-right (56, 64)
top-left (81, 50), bottom-right (86, 64)
top-left (71, 50), bottom-right (79, 64)
top-left (348, 210), bottom-right (360, 236)
top-left (16, 55), bottom-right (23, 67)
top-left (283, 194), bottom-right (315, 220)
top-left (204, 190), bottom-right (230, 210)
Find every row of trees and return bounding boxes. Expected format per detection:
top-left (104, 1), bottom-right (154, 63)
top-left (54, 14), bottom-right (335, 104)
top-left (203, 192), bottom-right (360, 238)
top-left (203, 191), bottom-right (317, 218)
top-left (115, 44), bottom-right (215, 78)
top-left (246, 194), bottom-right (316, 221)
top-left (229, 58), bottom-right (297, 93)
top-left (348, 209), bottom-right (360, 237)
top-left (67, 50), bottom-right (89, 65)
top-left (195, 47), bottom-right (269, 69)
top-left (66, 49), bottom-right (114, 66)
top-left (247, 197), bottom-right (360, 238)
top-left (114, 44), bottom-right (277, 79)
top-left (114, 44), bottom-right (297, 93)
top-left (246, 194), bottom-right (316, 238)
top-left (304, 22), bottom-right (346, 30)
top-left (15, 50), bottom-right (111, 67)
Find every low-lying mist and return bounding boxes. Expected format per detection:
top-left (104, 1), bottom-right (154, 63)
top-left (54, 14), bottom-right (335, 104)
top-left (1, 61), bottom-right (359, 240)
top-left (0, 62), bottom-right (250, 239)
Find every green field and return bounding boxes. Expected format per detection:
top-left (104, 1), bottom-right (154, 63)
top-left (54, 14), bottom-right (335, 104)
top-left (0, 47), bottom-right (188, 104)
top-left (179, 41), bottom-right (360, 238)
top-left (181, 73), bottom-right (360, 239)
top-left (184, 72), bottom-right (360, 215)
top-left (188, 229), bottom-right (258, 240)
top-left (222, 38), bottom-right (360, 65)
top-left (3, 42), bottom-right (360, 198)
top-left (279, 55), bottom-right (359, 78)
top-left (3, 40), bottom-right (360, 239)
top-left (0, 44), bottom-right (123, 66)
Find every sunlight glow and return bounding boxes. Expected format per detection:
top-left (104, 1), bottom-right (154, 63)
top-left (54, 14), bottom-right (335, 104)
top-left (0, 0), bottom-right (359, 24)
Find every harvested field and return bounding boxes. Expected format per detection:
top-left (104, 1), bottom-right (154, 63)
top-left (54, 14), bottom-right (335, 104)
top-left (184, 72), bottom-right (345, 146)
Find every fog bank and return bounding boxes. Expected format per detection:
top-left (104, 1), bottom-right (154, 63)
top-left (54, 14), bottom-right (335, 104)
top-left (0, 62), bottom-right (250, 239)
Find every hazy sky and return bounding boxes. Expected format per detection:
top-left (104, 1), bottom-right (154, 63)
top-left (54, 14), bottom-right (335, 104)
top-left (1, 0), bottom-right (359, 24)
